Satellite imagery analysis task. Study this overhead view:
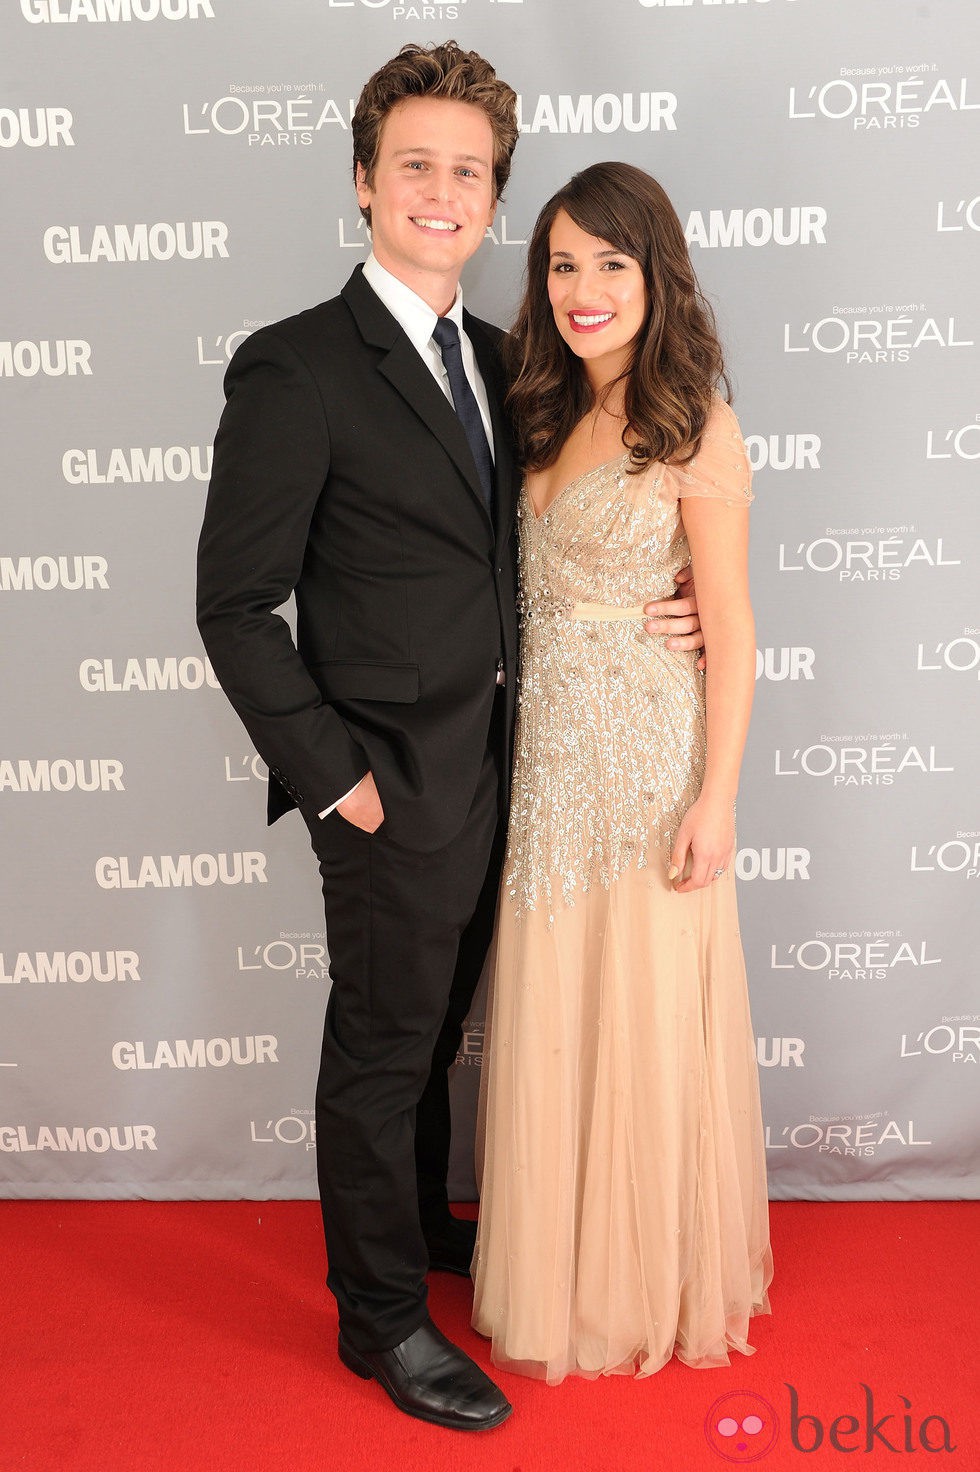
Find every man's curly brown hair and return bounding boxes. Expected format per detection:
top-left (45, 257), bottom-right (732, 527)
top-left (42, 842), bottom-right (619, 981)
top-left (352, 41), bottom-right (519, 224)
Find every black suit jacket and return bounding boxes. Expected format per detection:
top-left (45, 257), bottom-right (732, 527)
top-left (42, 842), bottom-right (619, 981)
top-left (197, 266), bottom-right (520, 852)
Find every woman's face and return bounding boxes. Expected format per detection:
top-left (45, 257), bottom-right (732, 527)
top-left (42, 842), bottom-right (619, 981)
top-left (546, 208), bottom-right (648, 386)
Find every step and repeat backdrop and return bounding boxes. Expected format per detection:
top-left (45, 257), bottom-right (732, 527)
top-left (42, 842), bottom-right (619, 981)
top-left (2, 0), bottom-right (978, 1203)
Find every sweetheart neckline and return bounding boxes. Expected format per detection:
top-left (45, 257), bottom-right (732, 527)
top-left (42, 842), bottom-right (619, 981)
top-left (523, 452), bottom-right (634, 523)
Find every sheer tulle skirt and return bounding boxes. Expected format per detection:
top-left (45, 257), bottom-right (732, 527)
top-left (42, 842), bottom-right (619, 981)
top-left (472, 858), bottom-right (773, 1384)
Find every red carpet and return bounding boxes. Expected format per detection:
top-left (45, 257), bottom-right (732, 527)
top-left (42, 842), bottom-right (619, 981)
top-left (2, 1201), bottom-right (976, 1471)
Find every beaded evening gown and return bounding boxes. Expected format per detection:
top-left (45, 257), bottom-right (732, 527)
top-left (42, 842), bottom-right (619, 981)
top-left (471, 399), bottom-right (773, 1383)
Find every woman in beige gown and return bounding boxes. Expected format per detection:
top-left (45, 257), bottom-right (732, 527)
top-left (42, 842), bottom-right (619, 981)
top-left (472, 163), bottom-right (773, 1383)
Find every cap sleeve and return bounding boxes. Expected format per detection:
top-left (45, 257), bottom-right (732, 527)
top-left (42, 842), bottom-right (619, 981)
top-left (662, 397), bottom-right (754, 507)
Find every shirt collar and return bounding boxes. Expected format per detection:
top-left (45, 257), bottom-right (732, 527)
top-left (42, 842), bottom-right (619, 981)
top-left (362, 252), bottom-right (465, 359)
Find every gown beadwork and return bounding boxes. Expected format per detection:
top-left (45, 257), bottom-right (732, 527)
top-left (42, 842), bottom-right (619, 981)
top-left (471, 399), bottom-right (773, 1383)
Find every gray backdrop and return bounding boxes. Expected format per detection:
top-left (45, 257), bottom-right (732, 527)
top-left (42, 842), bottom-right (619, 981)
top-left (2, 0), bottom-right (977, 1204)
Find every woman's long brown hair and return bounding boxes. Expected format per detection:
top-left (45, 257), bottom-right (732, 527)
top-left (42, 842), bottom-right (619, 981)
top-left (507, 161), bottom-right (730, 471)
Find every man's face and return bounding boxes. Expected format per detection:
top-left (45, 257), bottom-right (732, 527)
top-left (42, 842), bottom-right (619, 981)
top-left (356, 96), bottom-right (497, 308)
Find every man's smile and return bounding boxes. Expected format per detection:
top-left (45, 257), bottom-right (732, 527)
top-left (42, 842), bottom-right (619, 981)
top-left (411, 216), bottom-right (460, 232)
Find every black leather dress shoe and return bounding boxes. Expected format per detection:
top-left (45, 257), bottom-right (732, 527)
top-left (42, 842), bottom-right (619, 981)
top-left (424, 1215), bottom-right (477, 1276)
top-left (338, 1319), bottom-right (512, 1431)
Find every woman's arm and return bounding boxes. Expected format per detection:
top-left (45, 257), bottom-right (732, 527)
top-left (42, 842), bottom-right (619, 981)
top-left (668, 494), bottom-right (754, 893)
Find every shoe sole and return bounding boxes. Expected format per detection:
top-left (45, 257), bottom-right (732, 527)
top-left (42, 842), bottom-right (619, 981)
top-left (338, 1338), bottom-right (512, 1432)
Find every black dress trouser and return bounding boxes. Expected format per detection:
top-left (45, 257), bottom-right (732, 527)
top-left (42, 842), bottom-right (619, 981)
top-left (307, 698), bottom-right (506, 1353)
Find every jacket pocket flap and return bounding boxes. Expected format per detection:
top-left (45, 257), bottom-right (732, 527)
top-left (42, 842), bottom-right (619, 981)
top-left (313, 660), bottom-right (420, 704)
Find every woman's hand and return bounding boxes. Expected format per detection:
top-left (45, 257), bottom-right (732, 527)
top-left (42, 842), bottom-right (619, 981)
top-left (667, 794), bottom-right (734, 893)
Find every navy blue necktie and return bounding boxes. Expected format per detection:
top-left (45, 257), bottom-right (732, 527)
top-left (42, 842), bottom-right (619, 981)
top-left (431, 316), bottom-right (494, 516)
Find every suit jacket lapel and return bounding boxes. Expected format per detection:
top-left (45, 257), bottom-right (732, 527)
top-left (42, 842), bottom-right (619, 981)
top-left (342, 267), bottom-right (493, 528)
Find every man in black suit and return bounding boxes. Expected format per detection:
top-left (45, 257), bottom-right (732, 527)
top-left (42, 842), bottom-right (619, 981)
top-left (198, 43), bottom-right (702, 1431)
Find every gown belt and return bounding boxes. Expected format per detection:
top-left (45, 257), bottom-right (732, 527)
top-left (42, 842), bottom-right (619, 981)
top-left (568, 602), bottom-right (646, 622)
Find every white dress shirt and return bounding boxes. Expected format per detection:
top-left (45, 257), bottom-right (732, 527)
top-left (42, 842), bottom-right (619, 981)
top-left (318, 253), bottom-right (496, 818)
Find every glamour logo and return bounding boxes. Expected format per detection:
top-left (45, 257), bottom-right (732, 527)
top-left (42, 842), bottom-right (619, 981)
top-left (755, 647), bottom-right (814, 681)
top-left (0, 950), bottom-right (139, 984)
top-left (789, 72), bottom-right (979, 129)
top-left (182, 93), bottom-right (349, 146)
top-left (925, 418), bottom-right (980, 460)
top-left (765, 1118), bottom-right (932, 1155)
top-left (770, 937), bottom-right (940, 979)
top-left (783, 314), bottom-right (973, 364)
top-left (743, 433), bottom-right (821, 470)
top-left (900, 1021), bottom-right (979, 1063)
top-left (237, 938), bottom-right (328, 979)
top-left (0, 1124), bottom-right (157, 1152)
top-left (516, 92), bottom-right (677, 134)
top-left (0, 340), bottom-right (91, 377)
top-left (64, 445), bottom-right (213, 484)
top-left (916, 636), bottom-right (980, 679)
top-left (777, 535), bottom-right (959, 580)
top-left (756, 1037), bottom-right (804, 1068)
top-left (44, 222), bottom-right (228, 264)
top-left (0, 106), bottom-right (73, 147)
top-left (937, 195), bottom-right (980, 232)
top-left (112, 1036), bottom-right (278, 1069)
top-left (250, 1113), bottom-right (315, 1147)
top-left (774, 742), bottom-right (953, 785)
top-left (686, 206), bottom-right (825, 248)
top-left (0, 555), bottom-right (108, 591)
top-left (95, 852), bottom-right (267, 888)
top-left (79, 656), bottom-right (220, 692)
top-left (225, 754), bottom-right (268, 783)
top-left (734, 847), bottom-right (810, 881)
top-left (0, 758), bottom-right (124, 793)
top-left (910, 835), bottom-right (980, 878)
top-left (21, 0), bottom-right (214, 19)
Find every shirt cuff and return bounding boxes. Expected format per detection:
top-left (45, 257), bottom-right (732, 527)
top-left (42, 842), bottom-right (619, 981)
top-left (318, 776), bottom-right (365, 820)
